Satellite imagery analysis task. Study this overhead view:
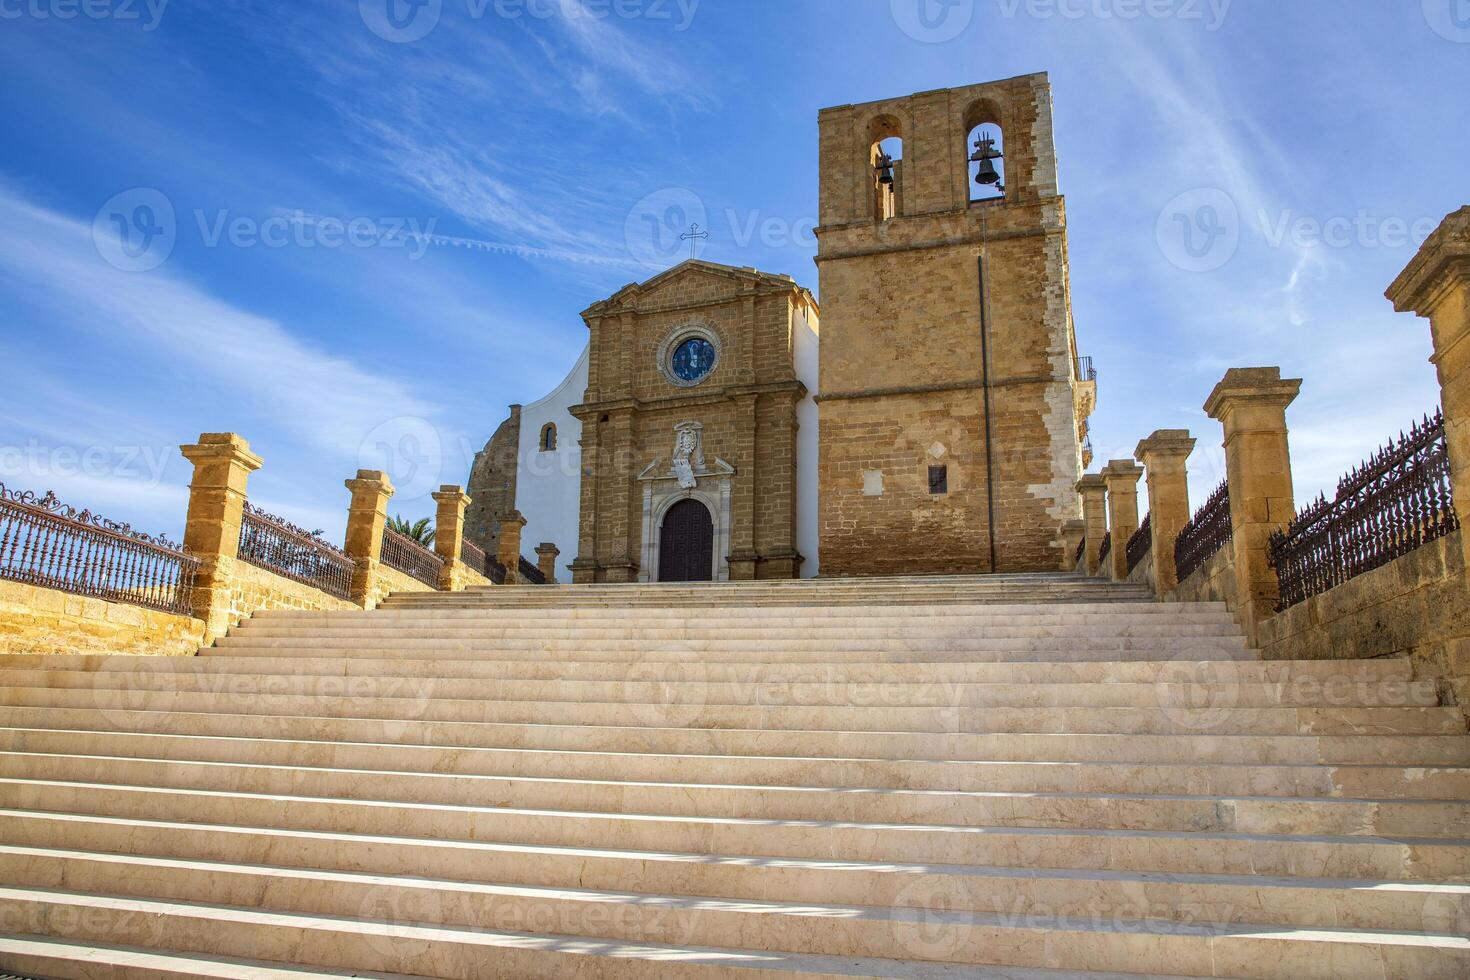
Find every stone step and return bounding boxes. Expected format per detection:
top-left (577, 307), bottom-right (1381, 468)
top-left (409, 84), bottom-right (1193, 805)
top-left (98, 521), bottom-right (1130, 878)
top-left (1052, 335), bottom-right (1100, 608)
top-left (4, 753), bottom-right (1465, 836)
top-left (3, 821), bottom-right (1465, 934)
top-left (4, 728), bottom-right (1466, 799)
top-left (0, 935), bottom-right (426, 979)
top-left (0, 652), bottom-right (1404, 686)
top-left (203, 643), bottom-right (1258, 665)
top-left (227, 623), bottom-right (1247, 641)
top-left (247, 603), bottom-right (1234, 619)
top-left (211, 634), bottom-right (1253, 654)
top-left (0, 890), bottom-right (1215, 980)
top-left (5, 705), bottom-right (1467, 766)
top-left (1, 669), bottom-right (1437, 710)
top-left (8, 780), bottom-right (1468, 881)
top-left (3, 685), bottom-right (1452, 735)
top-left (1, 872), bottom-right (1465, 978)
top-left (5, 833), bottom-right (1470, 951)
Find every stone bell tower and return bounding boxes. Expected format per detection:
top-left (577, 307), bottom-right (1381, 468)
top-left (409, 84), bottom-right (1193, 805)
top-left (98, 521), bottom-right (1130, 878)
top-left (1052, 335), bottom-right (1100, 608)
top-left (814, 72), bottom-right (1091, 576)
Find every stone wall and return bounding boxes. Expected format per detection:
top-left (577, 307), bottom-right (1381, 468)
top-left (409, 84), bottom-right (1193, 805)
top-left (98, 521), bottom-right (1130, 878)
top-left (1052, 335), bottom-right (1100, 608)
top-left (1258, 531), bottom-right (1469, 704)
top-left (366, 564), bottom-right (438, 609)
top-left (1126, 547), bottom-right (1156, 591)
top-left (1171, 543), bottom-right (1238, 609)
top-left (225, 561), bottom-right (356, 633)
top-left (0, 579), bottom-right (204, 657)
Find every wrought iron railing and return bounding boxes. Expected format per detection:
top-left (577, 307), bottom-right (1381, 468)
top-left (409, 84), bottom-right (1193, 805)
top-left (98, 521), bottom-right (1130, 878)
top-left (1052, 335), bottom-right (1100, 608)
top-left (238, 503), bottom-right (354, 600)
top-left (1076, 355), bottom-right (1096, 383)
top-left (0, 483), bottom-right (198, 616)
top-left (1269, 409), bottom-right (1458, 610)
top-left (1126, 513), bottom-right (1152, 574)
top-left (381, 526), bottom-right (444, 589)
top-left (461, 539), bottom-right (488, 576)
top-left (1097, 531), bottom-right (1112, 564)
top-left (1074, 534), bottom-right (1086, 565)
top-left (519, 556), bottom-right (547, 585)
top-left (1175, 480), bottom-right (1232, 583)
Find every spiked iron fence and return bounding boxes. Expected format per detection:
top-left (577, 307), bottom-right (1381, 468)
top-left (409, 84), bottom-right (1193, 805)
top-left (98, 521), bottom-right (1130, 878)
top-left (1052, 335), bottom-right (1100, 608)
top-left (1269, 409), bottom-right (1458, 610)
top-left (1175, 480), bottom-right (1232, 584)
top-left (1126, 514), bottom-right (1152, 574)
top-left (0, 483), bottom-right (197, 616)
top-left (381, 526), bottom-right (445, 589)
top-left (238, 504), bottom-right (353, 601)
top-left (1097, 531), bottom-right (1112, 565)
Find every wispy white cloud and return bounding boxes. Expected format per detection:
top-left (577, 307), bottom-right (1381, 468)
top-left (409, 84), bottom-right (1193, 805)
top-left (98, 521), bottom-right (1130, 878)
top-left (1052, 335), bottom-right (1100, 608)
top-left (0, 183), bottom-right (443, 458)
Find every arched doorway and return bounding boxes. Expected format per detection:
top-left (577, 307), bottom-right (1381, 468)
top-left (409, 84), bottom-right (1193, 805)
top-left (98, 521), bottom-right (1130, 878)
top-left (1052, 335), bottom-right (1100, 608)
top-left (658, 498), bottom-right (714, 582)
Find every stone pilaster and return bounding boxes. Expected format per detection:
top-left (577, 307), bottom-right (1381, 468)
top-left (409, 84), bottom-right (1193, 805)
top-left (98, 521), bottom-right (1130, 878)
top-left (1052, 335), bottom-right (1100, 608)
top-left (497, 511), bottom-right (527, 585)
top-left (1059, 519), bottom-right (1086, 573)
top-left (1075, 474), bottom-right (1108, 577)
top-left (180, 433), bottom-right (263, 645)
top-left (343, 470), bottom-right (394, 609)
top-left (1204, 367), bottom-right (1302, 645)
top-left (1387, 206), bottom-right (1470, 572)
top-left (1102, 460), bottom-right (1144, 581)
top-left (536, 543), bottom-right (561, 585)
top-left (433, 485), bottom-right (472, 592)
top-left (1135, 430), bottom-right (1197, 597)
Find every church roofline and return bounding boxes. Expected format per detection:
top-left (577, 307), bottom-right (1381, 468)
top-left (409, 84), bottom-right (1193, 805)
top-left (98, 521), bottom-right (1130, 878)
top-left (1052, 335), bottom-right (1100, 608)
top-left (580, 259), bottom-right (815, 319)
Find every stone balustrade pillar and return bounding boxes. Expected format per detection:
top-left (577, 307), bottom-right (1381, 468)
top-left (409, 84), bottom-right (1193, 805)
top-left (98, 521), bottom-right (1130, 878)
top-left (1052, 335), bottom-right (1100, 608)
top-left (432, 485), bottom-right (472, 591)
top-left (1135, 429), bottom-right (1197, 597)
top-left (1204, 367), bottom-right (1302, 644)
top-left (497, 511), bottom-right (527, 585)
top-left (1075, 474), bottom-right (1108, 577)
top-left (1387, 206), bottom-right (1470, 573)
top-left (180, 433), bottom-right (263, 645)
top-left (1102, 459), bottom-right (1144, 581)
top-left (536, 543), bottom-right (561, 584)
top-left (343, 470), bottom-right (394, 608)
top-left (1059, 519), bottom-right (1086, 573)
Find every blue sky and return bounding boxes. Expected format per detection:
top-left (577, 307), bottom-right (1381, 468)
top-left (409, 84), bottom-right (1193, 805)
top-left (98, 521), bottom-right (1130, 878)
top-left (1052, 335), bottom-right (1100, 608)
top-left (1, 0), bottom-right (1466, 544)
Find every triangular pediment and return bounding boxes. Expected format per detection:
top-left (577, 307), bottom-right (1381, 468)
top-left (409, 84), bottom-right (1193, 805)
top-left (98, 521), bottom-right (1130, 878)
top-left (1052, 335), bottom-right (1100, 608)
top-left (583, 260), bottom-right (802, 318)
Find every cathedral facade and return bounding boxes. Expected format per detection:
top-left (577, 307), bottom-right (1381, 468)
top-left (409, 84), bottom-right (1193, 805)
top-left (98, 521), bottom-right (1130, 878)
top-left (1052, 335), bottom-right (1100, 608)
top-left (467, 73), bottom-right (1095, 582)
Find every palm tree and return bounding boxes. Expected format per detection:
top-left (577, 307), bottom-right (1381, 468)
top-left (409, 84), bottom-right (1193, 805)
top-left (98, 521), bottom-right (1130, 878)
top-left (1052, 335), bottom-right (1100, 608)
top-left (387, 515), bottom-right (435, 547)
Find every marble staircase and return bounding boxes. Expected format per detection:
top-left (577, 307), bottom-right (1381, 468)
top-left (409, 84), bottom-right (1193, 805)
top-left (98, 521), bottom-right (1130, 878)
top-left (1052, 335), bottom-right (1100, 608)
top-left (0, 573), bottom-right (1466, 978)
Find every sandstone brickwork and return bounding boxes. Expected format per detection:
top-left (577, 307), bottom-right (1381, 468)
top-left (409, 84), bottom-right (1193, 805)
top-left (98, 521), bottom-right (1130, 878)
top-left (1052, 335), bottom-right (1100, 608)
top-left (465, 406), bottom-right (521, 560)
top-left (570, 261), bottom-right (813, 583)
top-left (0, 579), bottom-right (204, 657)
top-left (815, 73), bottom-right (1089, 575)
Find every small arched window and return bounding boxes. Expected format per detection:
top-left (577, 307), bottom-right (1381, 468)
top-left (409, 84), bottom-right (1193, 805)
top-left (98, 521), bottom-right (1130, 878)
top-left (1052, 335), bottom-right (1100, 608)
top-left (539, 423), bottom-right (557, 452)
top-left (967, 122), bottom-right (1005, 203)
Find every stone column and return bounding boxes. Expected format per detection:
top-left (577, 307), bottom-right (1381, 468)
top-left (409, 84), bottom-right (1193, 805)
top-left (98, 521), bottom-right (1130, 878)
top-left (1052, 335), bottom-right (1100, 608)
top-left (1387, 207), bottom-right (1470, 571)
top-left (498, 511), bottom-right (527, 585)
top-left (536, 543), bottom-right (561, 585)
top-left (180, 433), bottom-right (263, 645)
top-left (343, 470), bottom-right (394, 609)
top-left (1135, 430), bottom-right (1197, 597)
top-left (1204, 367), bottom-right (1302, 644)
top-left (1102, 460), bottom-right (1144, 581)
top-left (1075, 474), bottom-right (1108, 577)
top-left (1059, 519), bottom-right (1086, 573)
top-left (433, 485), bottom-right (472, 591)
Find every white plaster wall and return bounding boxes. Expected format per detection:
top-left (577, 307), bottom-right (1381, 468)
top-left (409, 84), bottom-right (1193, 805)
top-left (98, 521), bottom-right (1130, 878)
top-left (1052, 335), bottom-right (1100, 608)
top-left (515, 345), bottom-right (588, 582)
top-left (793, 303), bottom-right (820, 578)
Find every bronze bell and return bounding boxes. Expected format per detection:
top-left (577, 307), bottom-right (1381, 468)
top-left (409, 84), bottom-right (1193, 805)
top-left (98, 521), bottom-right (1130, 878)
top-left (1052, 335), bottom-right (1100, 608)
top-left (970, 132), bottom-right (1003, 186)
top-left (876, 151), bottom-right (895, 186)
